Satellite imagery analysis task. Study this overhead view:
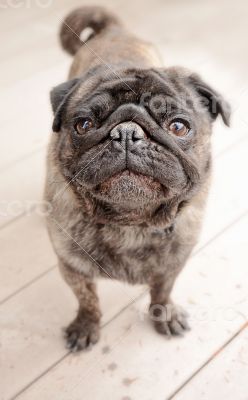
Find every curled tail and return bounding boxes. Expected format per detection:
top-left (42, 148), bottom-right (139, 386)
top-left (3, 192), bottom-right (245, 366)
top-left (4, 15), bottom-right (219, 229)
top-left (60, 6), bottom-right (122, 56)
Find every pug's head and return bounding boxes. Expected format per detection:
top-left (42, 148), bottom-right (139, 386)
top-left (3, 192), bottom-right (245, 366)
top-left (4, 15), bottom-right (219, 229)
top-left (50, 66), bottom-right (230, 226)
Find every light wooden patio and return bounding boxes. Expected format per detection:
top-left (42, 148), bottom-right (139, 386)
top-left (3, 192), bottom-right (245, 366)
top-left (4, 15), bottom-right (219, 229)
top-left (1, 0), bottom-right (248, 399)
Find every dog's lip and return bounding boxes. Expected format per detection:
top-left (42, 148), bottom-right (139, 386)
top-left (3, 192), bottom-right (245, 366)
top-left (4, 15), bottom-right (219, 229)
top-left (95, 169), bottom-right (169, 195)
top-left (100, 169), bottom-right (158, 185)
top-left (109, 170), bottom-right (143, 178)
top-left (74, 169), bottom-right (171, 198)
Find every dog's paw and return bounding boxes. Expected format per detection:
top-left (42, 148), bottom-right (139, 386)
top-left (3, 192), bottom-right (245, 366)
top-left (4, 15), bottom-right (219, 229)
top-left (150, 303), bottom-right (190, 338)
top-left (64, 318), bottom-right (100, 352)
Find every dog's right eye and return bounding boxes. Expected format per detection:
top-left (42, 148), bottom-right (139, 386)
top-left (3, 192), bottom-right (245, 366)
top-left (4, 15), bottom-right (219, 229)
top-left (168, 120), bottom-right (190, 137)
top-left (75, 118), bottom-right (94, 135)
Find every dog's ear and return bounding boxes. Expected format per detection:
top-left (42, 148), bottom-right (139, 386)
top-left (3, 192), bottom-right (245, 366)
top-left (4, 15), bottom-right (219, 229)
top-left (50, 78), bottom-right (80, 132)
top-left (188, 73), bottom-right (231, 126)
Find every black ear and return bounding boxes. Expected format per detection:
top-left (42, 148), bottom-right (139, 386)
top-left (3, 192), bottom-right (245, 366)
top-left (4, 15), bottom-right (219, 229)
top-left (189, 74), bottom-right (231, 126)
top-left (50, 78), bottom-right (80, 132)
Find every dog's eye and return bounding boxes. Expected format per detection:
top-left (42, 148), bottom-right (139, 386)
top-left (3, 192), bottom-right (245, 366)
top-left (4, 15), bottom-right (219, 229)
top-left (75, 118), bottom-right (93, 135)
top-left (169, 120), bottom-right (189, 137)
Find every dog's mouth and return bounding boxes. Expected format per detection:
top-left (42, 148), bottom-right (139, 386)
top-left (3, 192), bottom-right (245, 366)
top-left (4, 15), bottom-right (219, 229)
top-left (93, 170), bottom-right (169, 205)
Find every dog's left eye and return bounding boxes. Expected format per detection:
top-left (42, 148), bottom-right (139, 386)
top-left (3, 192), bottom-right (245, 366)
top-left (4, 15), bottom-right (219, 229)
top-left (169, 120), bottom-right (189, 137)
top-left (75, 118), bottom-right (94, 135)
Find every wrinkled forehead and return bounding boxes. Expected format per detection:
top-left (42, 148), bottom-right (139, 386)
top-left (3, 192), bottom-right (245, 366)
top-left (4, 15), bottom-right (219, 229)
top-left (68, 67), bottom-right (196, 117)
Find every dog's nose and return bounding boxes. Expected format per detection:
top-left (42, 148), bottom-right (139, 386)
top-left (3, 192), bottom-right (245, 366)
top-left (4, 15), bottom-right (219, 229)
top-left (110, 122), bottom-right (145, 143)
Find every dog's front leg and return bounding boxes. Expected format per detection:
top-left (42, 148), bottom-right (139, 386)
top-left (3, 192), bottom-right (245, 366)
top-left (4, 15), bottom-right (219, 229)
top-left (59, 261), bottom-right (101, 351)
top-left (149, 273), bottom-right (190, 338)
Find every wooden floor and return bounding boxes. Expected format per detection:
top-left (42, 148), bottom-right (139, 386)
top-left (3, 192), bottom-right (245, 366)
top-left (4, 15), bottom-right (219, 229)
top-left (1, 1), bottom-right (248, 399)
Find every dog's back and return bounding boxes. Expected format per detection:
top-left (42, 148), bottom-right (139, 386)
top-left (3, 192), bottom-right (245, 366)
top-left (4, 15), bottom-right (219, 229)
top-left (60, 6), bottom-right (161, 77)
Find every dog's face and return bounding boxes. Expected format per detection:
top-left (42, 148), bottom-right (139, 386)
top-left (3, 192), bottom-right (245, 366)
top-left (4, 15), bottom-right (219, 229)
top-left (50, 66), bottom-right (230, 225)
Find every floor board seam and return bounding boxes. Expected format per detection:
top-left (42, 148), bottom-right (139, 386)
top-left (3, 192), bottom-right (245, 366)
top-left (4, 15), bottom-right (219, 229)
top-left (0, 265), bottom-right (56, 306)
top-left (166, 322), bottom-right (248, 400)
top-left (9, 290), bottom-right (147, 400)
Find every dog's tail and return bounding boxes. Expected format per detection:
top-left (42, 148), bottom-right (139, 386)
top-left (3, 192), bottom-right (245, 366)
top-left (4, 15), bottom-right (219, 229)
top-left (60, 6), bottom-right (122, 56)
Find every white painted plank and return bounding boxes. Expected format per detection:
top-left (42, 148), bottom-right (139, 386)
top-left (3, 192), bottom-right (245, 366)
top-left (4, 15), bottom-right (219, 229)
top-left (0, 149), bottom-right (46, 228)
top-left (0, 61), bottom-right (71, 170)
top-left (196, 138), bottom-right (248, 250)
top-left (0, 270), bottom-right (145, 400)
top-left (0, 0), bottom-right (110, 35)
top-left (0, 214), bottom-right (56, 303)
top-left (12, 213), bottom-right (248, 400)
top-left (173, 327), bottom-right (248, 400)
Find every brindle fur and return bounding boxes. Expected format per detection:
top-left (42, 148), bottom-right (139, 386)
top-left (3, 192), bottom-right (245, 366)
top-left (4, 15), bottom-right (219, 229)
top-left (45, 6), bottom-right (230, 351)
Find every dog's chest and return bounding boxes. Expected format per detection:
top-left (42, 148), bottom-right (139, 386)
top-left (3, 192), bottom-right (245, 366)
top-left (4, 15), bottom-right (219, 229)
top-left (94, 225), bottom-right (171, 283)
top-left (100, 225), bottom-right (167, 253)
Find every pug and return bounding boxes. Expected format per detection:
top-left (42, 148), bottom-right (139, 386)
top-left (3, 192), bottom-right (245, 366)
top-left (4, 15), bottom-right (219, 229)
top-left (45, 6), bottom-right (230, 351)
